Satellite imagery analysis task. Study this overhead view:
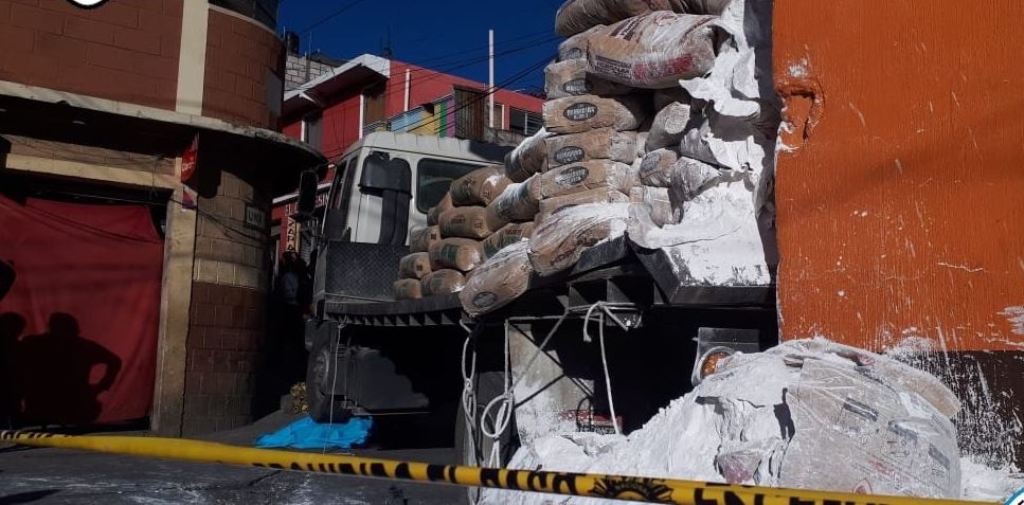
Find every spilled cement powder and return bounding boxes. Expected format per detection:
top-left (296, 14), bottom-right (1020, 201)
top-left (481, 340), bottom-right (1022, 505)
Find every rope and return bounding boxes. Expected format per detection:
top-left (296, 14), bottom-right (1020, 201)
top-left (583, 303), bottom-right (624, 436)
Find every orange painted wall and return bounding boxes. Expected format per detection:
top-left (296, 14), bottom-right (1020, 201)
top-left (773, 1), bottom-right (1024, 352)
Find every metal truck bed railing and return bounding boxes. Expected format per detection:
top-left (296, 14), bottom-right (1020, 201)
top-left (324, 237), bottom-right (776, 327)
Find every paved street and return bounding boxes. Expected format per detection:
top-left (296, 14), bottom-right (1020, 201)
top-left (0, 413), bottom-right (466, 505)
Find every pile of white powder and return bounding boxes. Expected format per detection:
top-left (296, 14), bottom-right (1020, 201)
top-left (481, 339), bottom-right (1023, 505)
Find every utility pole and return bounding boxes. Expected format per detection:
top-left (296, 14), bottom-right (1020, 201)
top-left (488, 29), bottom-right (495, 129)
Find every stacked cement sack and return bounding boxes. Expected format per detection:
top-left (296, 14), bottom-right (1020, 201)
top-left (524, 1), bottom-right (732, 278)
top-left (396, 166), bottom-right (538, 304)
top-left (456, 0), bottom-right (749, 316)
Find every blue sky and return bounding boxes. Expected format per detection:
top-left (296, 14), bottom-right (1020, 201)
top-left (277, 0), bottom-right (564, 92)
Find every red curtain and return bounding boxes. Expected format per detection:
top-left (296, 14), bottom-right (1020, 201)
top-left (0, 194), bottom-right (164, 425)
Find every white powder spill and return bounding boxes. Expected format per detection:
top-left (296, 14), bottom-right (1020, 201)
top-left (483, 340), bottom-right (1023, 505)
top-left (626, 0), bottom-right (777, 288)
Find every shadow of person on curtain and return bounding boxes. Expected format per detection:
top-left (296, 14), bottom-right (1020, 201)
top-left (16, 313), bottom-right (122, 427)
top-left (0, 312), bottom-right (25, 428)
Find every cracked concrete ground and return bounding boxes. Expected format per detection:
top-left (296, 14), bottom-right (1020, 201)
top-left (0, 412), bottom-right (467, 505)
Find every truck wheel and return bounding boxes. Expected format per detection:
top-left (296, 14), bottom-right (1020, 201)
top-left (454, 371), bottom-right (519, 504)
top-left (306, 328), bottom-right (352, 423)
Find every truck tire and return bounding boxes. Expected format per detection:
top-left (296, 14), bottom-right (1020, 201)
top-left (454, 371), bottom-right (519, 504)
top-left (306, 328), bottom-right (352, 423)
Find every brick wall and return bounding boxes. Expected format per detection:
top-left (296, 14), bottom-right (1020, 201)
top-left (182, 169), bottom-right (272, 435)
top-left (0, 0), bottom-right (183, 110)
top-left (203, 8), bottom-right (283, 129)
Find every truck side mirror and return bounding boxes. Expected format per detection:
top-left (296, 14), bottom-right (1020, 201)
top-left (296, 170), bottom-right (319, 219)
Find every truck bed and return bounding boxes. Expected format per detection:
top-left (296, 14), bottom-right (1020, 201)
top-left (324, 237), bottom-right (775, 327)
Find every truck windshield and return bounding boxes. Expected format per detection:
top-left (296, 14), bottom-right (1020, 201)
top-left (416, 158), bottom-right (481, 212)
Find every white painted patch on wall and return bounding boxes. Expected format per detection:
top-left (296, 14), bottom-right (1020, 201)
top-left (1000, 306), bottom-right (1024, 336)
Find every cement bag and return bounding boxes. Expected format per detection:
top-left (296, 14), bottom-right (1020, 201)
top-left (630, 186), bottom-right (674, 226)
top-left (505, 128), bottom-right (550, 183)
top-left (538, 187), bottom-right (631, 222)
top-left (450, 166), bottom-right (510, 206)
top-left (393, 279), bottom-right (423, 300)
top-left (544, 59), bottom-right (631, 100)
top-left (429, 238), bottom-right (485, 272)
top-left (438, 207), bottom-right (493, 240)
top-left (668, 156), bottom-right (720, 211)
top-left (543, 95), bottom-right (648, 134)
top-left (398, 252), bottom-right (432, 280)
top-left (421, 269), bottom-right (466, 297)
top-left (555, 0), bottom-right (732, 37)
top-left (678, 113), bottom-right (719, 167)
top-left (638, 148), bottom-right (680, 187)
top-left (586, 12), bottom-right (719, 89)
top-left (529, 203), bottom-right (631, 276)
top-left (647, 101), bottom-right (692, 151)
top-left (427, 193), bottom-right (454, 226)
top-left (483, 222), bottom-right (536, 259)
top-left (558, 32), bottom-right (589, 61)
top-left (409, 225), bottom-right (441, 253)
top-left (460, 242), bottom-right (534, 318)
top-left (546, 128), bottom-right (637, 168)
top-left (485, 179), bottom-right (541, 231)
top-left (536, 160), bottom-right (634, 199)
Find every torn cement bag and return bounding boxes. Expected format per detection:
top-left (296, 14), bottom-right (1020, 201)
top-left (398, 252), bottom-right (432, 280)
top-left (647, 101), bottom-right (692, 151)
top-left (779, 357), bottom-right (961, 498)
top-left (482, 222), bottom-right (536, 259)
top-left (545, 128), bottom-right (637, 168)
top-left (537, 187), bottom-right (631, 222)
top-left (536, 160), bottom-right (635, 199)
top-left (638, 148), bottom-right (681, 187)
top-left (630, 186), bottom-right (674, 226)
top-left (485, 339), bottom-right (963, 505)
top-left (529, 203), bottom-right (631, 276)
top-left (543, 95), bottom-right (648, 134)
top-left (460, 242), bottom-right (534, 318)
top-left (450, 166), bottom-right (510, 206)
top-left (427, 193), bottom-right (454, 226)
top-left (438, 207), bottom-right (494, 240)
top-left (485, 179), bottom-right (541, 231)
top-left (585, 12), bottom-right (719, 89)
top-left (505, 128), bottom-right (550, 183)
top-left (544, 59), bottom-right (632, 100)
top-left (409, 225), bottom-right (442, 253)
top-left (393, 279), bottom-right (423, 300)
top-left (428, 238), bottom-right (485, 272)
top-left (667, 156), bottom-right (721, 220)
top-left (420, 269), bottom-right (466, 297)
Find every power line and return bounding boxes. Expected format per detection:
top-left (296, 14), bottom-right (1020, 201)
top-left (335, 53), bottom-right (551, 156)
top-left (299, 0), bottom-right (372, 34)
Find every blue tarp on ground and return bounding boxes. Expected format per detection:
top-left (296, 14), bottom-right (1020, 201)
top-left (255, 416), bottom-right (373, 450)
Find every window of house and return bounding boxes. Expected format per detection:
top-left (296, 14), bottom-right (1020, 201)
top-left (416, 159), bottom-right (481, 212)
top-left (301, 111), bottom-right (323, 150)
top-left (509, 107), bottom-right (542, 136)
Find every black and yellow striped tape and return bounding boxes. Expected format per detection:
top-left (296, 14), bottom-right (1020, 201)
top-left (0, 431), bottom-right (991, 505)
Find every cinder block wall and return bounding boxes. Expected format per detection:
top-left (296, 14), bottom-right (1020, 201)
top-left (182, 170), bottom-right (271, 435)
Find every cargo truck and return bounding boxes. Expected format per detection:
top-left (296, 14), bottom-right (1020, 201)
top-left (294, 132), bottom-right (777, 489)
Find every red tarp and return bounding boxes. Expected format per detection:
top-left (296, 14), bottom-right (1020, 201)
top-left (0, 194), bottom-right (164, 424)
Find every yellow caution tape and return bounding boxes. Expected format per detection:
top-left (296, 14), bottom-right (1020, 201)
top-left (0, 430), bottom-right (992, 505)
